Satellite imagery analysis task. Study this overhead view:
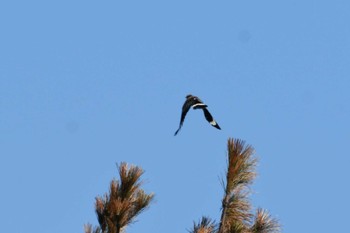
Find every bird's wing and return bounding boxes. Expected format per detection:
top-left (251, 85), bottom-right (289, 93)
top-left (202, 108), bottom-right (221, 130)
top-left (174, 97), bottom-right (202, 135)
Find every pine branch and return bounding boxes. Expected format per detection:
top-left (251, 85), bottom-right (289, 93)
top-left (89, 162), bottom-right (154, 233)
top-left (190, 217), bottom-right (217, 233)
top-left (218, 138), bottom-right (257, 233)
top-left (84, 224), bottom-right (101, 233)
top-left (250, 208), bottom-right (280, 233)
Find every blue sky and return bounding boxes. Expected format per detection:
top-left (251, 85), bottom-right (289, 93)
top-left (1, 1), bottom-right (350, 232)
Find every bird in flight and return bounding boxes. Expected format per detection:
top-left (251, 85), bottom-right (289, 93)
top-left (174, 94), bottom-right (221, 136)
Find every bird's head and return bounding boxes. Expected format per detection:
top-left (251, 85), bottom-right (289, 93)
top-left (186, 94), bottom-right (193, 99)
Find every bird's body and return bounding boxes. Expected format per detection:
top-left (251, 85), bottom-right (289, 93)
top-left (174, 94), bottom-right (221, 135)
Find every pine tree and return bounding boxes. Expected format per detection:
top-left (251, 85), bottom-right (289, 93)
top-left (85, 138), bottom-right (280, 233)
top-left (85, 162), bottom-right (154, 233)
top-left (191, 138), bottom-right (280, 233)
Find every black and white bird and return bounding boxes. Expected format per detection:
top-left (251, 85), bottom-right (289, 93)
top-left (174, 94), bottom-right (221, 136)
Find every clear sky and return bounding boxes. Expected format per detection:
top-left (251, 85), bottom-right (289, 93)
top-left (1, 1), bottom-right (349, 233)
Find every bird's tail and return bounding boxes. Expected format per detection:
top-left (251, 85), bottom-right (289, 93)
top-left (210, 121), bottom-right (221, 130)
